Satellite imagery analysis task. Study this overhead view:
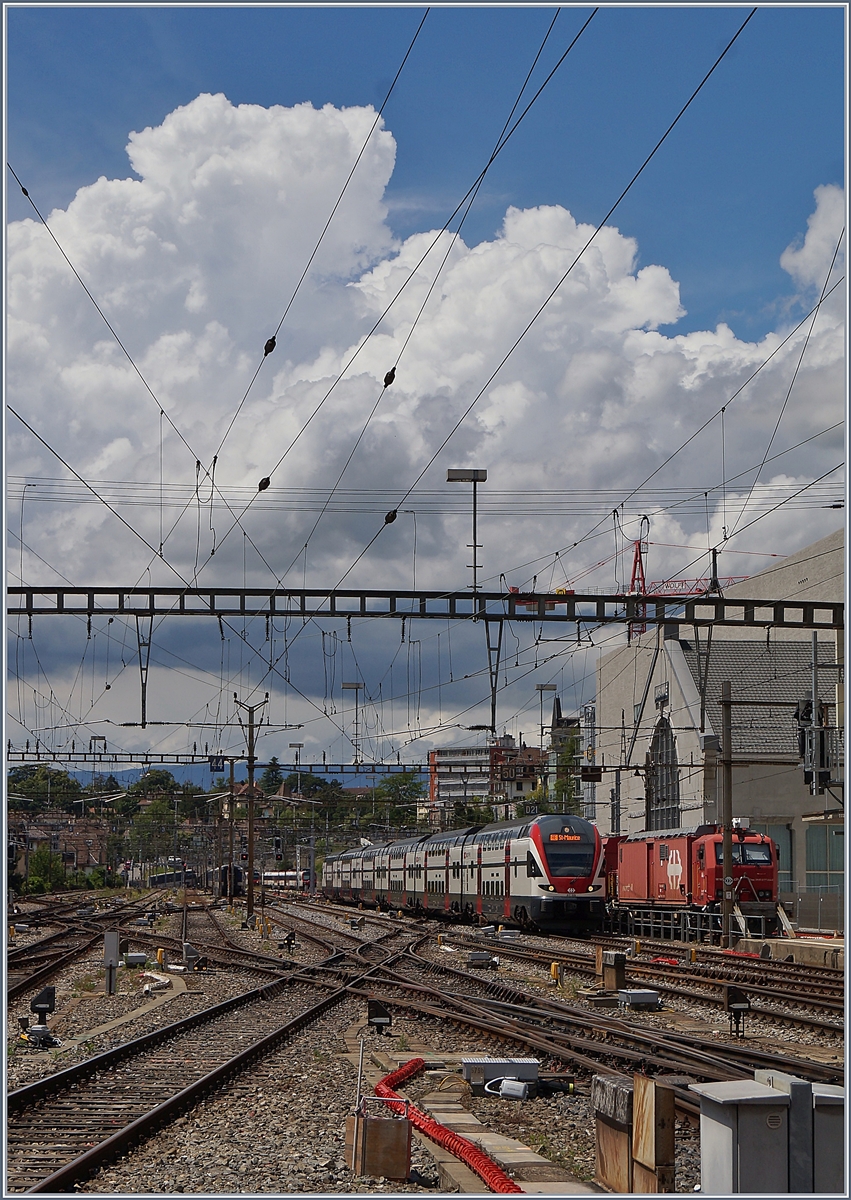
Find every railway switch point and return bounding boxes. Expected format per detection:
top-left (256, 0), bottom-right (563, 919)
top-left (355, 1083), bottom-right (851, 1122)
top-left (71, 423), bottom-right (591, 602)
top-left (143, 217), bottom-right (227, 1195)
top-left (578, 987), bottom-right (620, 1009)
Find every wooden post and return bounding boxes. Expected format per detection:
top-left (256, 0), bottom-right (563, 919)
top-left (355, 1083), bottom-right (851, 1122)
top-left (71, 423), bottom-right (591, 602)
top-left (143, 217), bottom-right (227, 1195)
top-left (595, 944), bottom-right (604, 981)
top-left (593, 1074), bottom-right (633, 1192)
top-left (632, 1074), bottom-right (675, 1193)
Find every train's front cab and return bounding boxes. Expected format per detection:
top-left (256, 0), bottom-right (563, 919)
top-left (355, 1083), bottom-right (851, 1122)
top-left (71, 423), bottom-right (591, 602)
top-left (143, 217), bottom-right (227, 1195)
top-left (692, 826), bottom-right (778, 915)
top-left (525, 814), bottom-right (604, 924)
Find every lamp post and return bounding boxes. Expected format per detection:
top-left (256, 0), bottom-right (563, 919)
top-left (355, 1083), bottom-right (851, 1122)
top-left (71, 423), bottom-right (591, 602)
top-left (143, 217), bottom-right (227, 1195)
top-left (289, 743), bottom-right (308, 888)
top-left (19, 482), bottom-right (36, 584)
top-left (447, 469), bottom-right (487, 601)
top-left (342, 682), bottom-right (364, 763)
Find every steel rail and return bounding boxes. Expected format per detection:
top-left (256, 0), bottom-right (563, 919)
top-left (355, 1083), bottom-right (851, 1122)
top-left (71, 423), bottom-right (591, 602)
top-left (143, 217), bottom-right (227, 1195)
top-left (443, 936), bottom-right (844, 1027)
top-left (17, 945), bottom-right (420, 1193)
top-left (23, 987), bottom-right (349, 1194)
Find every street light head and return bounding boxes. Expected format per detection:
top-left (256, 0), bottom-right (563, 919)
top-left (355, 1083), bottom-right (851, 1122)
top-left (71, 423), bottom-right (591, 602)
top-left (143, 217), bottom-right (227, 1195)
top-left (447, 469), bottom-right (487, 483)
top-left (536, 684), bottom-right (557, 693)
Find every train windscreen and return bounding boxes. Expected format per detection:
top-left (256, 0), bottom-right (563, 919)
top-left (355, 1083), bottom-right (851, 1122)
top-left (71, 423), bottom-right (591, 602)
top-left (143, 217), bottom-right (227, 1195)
top-left (537, 816), bottom-right (597, 876)
top-left (714, 841), bottom-right (772, 865)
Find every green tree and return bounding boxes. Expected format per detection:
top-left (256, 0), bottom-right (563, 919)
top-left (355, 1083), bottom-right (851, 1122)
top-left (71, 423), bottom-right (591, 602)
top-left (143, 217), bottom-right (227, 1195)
top-left (7, 766), bottom-right (83, 813)
top-left (113, 794), bottom-right (140, 818)
top-left (260, 756), bottom-right (284, 795)
top-left (128, 768), bottom-right (177, 795)
top-left (552, 734), bottom-right (582, 816)
top-left (84, 773), bottom-right (121, 796)
top-left (28, 847), bottom-right (66, 892)
top-left (126, 796), bottom-right (177, 860)
top-left (374, 770), bottom-right (426, 805)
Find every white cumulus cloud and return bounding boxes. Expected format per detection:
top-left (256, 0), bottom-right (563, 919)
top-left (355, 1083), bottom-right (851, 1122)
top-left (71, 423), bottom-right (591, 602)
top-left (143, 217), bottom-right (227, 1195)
top-left (6, 94), bottom-right (845, 757)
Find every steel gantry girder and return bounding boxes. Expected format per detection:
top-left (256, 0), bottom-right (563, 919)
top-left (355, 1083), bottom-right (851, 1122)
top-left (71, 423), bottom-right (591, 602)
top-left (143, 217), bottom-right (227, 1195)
top-left (6, 585), bottom-right (844, 629)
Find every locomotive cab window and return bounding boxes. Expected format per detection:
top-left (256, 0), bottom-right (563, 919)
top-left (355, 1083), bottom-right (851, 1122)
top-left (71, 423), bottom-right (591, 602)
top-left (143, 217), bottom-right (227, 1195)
top-left (714, 842), bottom-right (772, 865)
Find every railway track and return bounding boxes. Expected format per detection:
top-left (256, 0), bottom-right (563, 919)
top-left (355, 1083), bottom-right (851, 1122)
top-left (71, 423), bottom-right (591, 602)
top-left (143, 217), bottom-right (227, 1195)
top-left (9, 902), bottom-right (840, 1195)
top-left (8, 979), bottom-right (342, 1193)
top-left (442, 933), bottom-right (843, 1031)
top-left (354, 943), bottom-right (843, 1120)
top-left (7, 895), bottom-right (171, 1002)
top-left (585, 934), bottom-right (844, 989)
top-left (7, 918), bottom-right (426, 1194)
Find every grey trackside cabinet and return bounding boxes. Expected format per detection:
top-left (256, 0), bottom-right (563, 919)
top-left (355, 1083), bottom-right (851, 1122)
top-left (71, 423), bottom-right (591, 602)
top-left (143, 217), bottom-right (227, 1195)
top-left (689, 1080), bottom-right (789, 1194)
top-left (754, 1069), bottom-right (845, 1193)
top-left (812, 1084), bottom-right (844, 1194)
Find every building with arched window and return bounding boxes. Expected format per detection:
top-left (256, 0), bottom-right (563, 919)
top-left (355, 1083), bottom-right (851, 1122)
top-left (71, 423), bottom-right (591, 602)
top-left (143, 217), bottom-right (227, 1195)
top-left (645, 714), bottom-right (681, 830)
top-left (593, 528), bottom-right (844, 932)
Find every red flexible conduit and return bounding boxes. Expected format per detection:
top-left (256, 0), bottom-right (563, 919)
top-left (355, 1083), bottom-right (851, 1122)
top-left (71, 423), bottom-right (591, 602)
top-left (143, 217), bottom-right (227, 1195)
top-left (374, 1057), bottom-right (524, 1194)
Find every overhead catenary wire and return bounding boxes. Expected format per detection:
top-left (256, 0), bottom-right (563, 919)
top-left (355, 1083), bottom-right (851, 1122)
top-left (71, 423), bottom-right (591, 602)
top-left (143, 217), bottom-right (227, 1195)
top-left (203, 7), bottom-right (601, 570)
top-left (8, 7), bottom-right (604, 710)
top-left (310, 7), bottom-right (761, 597)
top-left (5, 166), bottom-right (288, 593)
top-left (272, 6), bottom-right (578, 581)
top-left (212, 7), bottom-right (431, 461)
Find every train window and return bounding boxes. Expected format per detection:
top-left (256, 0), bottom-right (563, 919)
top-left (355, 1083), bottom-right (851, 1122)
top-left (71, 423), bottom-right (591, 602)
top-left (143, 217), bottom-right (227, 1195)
top-left (713, 842), bottom-right (772, 865)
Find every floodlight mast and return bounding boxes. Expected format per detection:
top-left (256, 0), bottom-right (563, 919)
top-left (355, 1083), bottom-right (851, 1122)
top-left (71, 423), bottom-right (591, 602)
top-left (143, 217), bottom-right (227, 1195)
top-left (342, 683), bottom-right (365, 764)
top-left (447, 469), bottom-right (487, 600)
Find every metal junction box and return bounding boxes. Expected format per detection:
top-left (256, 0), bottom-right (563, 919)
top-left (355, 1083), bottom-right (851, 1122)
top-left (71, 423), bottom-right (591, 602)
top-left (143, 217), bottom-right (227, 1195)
top-left (690, 1080), bottom-right (789, 1194)
top-left (462, 1057), bottom-right (539, 1082)
top-left (813, 1084), bottom-right (844, 1194)
top-left (754, 1069), bottom-right (845, 1192)
top-left (618, 988), bottom-right (660, 1009)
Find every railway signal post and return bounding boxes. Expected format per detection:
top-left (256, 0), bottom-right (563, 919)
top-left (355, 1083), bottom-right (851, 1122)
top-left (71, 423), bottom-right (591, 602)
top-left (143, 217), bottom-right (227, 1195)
top-left (234, 696), bottom-right (268, 919)
top-left (720, 682), bottom-right (734, 947)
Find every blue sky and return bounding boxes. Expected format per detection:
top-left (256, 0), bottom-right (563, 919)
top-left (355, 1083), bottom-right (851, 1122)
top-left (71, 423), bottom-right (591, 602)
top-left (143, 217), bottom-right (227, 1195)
top-left (6, 5), bottom-right (845, 340)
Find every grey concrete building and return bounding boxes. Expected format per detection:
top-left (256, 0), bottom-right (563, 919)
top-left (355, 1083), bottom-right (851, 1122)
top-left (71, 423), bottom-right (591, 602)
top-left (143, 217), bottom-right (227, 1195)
top-left (593, 528), bottom-right (844, 930)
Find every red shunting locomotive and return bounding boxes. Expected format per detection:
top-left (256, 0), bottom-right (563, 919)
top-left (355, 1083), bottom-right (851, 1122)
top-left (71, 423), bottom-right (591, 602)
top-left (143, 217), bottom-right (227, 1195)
top-left (604, 824), bottom-right (780, 935)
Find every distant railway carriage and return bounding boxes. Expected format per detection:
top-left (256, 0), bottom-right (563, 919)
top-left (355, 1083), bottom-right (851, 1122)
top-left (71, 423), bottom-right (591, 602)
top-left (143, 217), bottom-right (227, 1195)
top-left (605, 825), bottom-right (781, 937)
top-left (322, 814), bottom-right (605, 927)
top-left (261, 869), bottom-right (311, 890)
top-left (205, 864), bottom-right (245, 896)
top-left (148, 868), bottom-right (197, 888)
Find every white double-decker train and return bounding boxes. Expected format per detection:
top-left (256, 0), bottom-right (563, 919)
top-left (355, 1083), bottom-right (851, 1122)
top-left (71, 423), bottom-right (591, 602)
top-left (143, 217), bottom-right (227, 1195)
top-left (321, 813), bottom-right (605, 928)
